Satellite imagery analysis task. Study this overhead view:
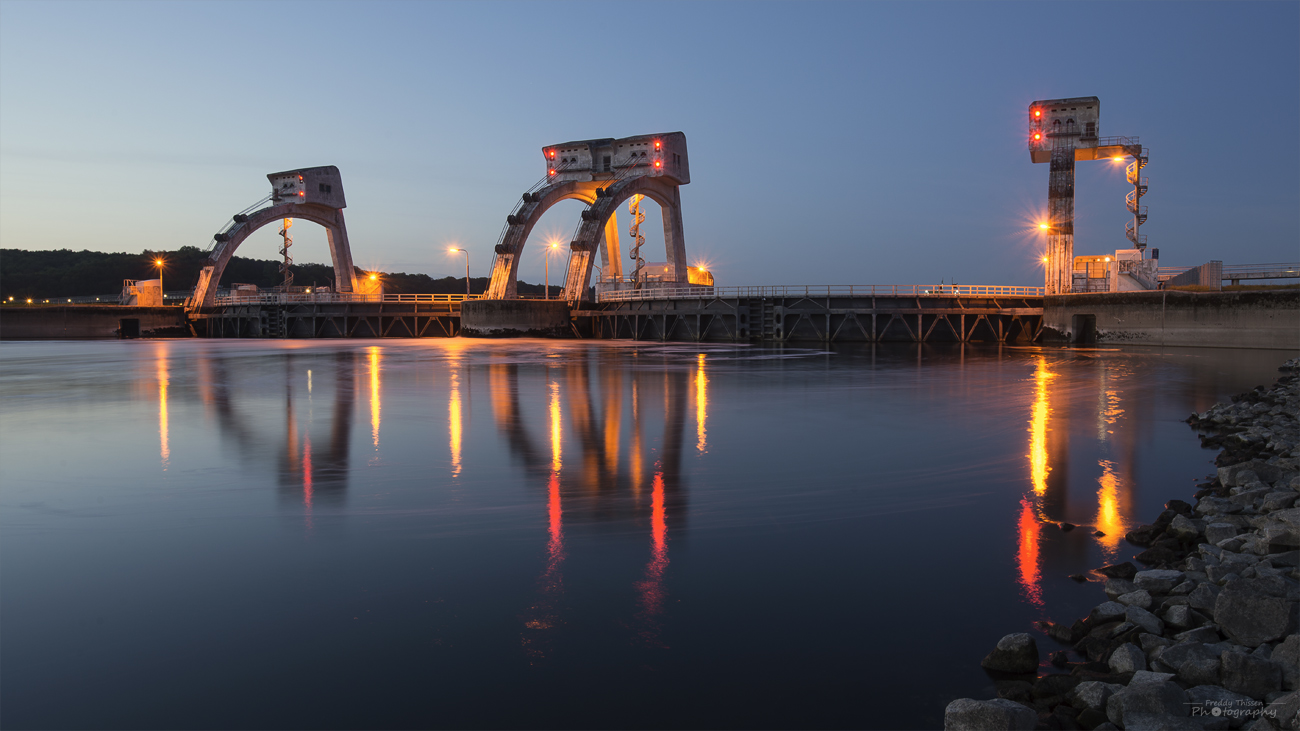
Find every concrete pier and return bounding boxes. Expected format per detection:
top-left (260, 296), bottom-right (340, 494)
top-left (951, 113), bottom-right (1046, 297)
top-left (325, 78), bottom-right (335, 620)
top-left (0, 306), bottom-right (191, 339)
top-left (1042, 290), bottom-right (1299, 349)
top-left (460, 300), bottom-right (571, 337)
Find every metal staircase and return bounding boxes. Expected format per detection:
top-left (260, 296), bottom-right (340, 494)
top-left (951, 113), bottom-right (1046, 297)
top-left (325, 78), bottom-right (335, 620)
top-left (1125, 149), bottom-right (1149, 249)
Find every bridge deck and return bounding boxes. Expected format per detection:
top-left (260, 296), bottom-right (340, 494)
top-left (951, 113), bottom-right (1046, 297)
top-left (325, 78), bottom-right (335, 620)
top-left (580, 292), bottom-right (1044, 343)
top-left (188, 289), bottom-right (1044, 343)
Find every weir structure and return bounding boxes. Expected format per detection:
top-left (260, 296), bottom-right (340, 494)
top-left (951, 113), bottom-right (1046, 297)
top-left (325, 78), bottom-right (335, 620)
top-left (485, 133), bottom-right (692, 303)
top-left (186, 166), bottom-right (360, 310)
top-left (1029, 98), bottom-right (1149, 295)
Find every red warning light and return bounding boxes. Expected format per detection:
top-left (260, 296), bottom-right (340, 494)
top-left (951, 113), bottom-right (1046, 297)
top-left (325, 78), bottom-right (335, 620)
top-left (654, 160), bottom-right (661, 168)
top-left (1033, 133), bottom-right (1042, 140)
top-left (548, 150), bottom-right (556, 159)
top-left (298, 175), bottom-right (304, 181)
top-left (654, 140), bottom-right (661, 150)
top-left (298, 191), bottom-right (305, 197)
top-left (1034, 110), bottom-right (1041, 118)
top-left (548, 169), bottom-right (556, 176)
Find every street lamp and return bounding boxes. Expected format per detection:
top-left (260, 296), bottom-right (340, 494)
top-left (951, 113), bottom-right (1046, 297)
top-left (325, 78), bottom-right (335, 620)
top-left (545, 241), bottom-right (559, 299)
top-left (449, 248), bottom-right (470, 296)
top-left (154, 257), bottom-right (166, 302)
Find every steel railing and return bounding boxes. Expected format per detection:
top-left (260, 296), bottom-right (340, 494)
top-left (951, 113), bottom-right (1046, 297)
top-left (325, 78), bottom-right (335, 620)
top-left (596, 284), bottom-right (1044, 302)
top-left (1158, 263), bottom-right (1300, 280)
top-left (213, 292), bottom-right (483, 306)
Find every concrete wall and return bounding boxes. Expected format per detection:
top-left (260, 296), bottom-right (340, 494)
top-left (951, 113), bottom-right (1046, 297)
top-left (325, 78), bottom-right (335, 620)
top-left (1166, 261), bottom-right (1223, 289)
top-left (0, 306), bottom-right (191, 339)
top-left (1044, 290), bottom-right (1299, 349)
top-left (460, 300), bottom-right (570, 337)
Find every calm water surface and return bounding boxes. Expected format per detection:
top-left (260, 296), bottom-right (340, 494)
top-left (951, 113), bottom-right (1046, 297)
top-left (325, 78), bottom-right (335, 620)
top-left (0, 339), bottom-right (1292, 729)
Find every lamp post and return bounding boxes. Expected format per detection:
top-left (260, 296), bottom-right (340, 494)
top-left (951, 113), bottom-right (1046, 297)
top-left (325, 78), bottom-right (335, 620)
top-left (154, 257), bottom-right (165, 303)
top-left (449, 248), bottom-right (470, 297)
top-left (545, 242), bottom-right (559, 299)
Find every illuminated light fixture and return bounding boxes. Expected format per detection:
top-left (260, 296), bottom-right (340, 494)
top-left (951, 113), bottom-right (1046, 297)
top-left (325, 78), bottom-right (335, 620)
top-left (654, 160), bottom-right (661, 168)
top-left (1034, 110), bottom-right (1041, 117)
top-left (1104, 257), bottom-right (1111, 262)
top-left (298, 175), bottom-right (303, 181)
top-left (1041, 257), bottom-right (1048, 263)
top-left (298, 191), bottom-right (305, 197)
top-left (548, 169), bottom-right (556, 176)
top-left (369, 274), bottom-right (377, 281)
top-left (548, 150), bottom-right (556, 158)
top-left (1113, 156), bottom-right (1123, 161)
top-left (1033, 133), bottom-right (1042, 140)
top-left (654, 140), bottom-right (661, 150)
top-left (1038, 223), bottom-right (1050, 230)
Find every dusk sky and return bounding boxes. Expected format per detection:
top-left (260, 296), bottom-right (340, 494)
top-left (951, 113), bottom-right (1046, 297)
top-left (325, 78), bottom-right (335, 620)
top-left (2, 1), bottom-right (1296, 288)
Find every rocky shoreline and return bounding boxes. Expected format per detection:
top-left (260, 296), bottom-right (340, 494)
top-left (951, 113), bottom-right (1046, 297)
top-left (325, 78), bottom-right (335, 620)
top-left (945, 358), bottom-right (1300, 731)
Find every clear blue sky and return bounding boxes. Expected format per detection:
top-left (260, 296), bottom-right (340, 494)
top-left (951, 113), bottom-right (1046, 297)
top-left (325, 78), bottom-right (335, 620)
top-left (2, 0), bottom-right (1297, 287)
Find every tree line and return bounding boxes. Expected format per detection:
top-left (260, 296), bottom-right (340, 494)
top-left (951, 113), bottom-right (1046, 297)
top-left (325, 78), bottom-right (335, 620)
top-left (0, 247), bottom-right (555, 299)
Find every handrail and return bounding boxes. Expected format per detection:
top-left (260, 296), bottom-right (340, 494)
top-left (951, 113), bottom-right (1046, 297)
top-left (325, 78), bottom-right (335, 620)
top-left (1158, 263), bottom-right (1300, 279)
top-left (212, 292), bottom-right (483, 305)
top-left (596, 284), bottom-right (1045, 302)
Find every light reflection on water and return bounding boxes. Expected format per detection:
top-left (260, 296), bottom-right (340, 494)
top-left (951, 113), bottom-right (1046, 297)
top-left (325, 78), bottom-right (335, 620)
top-left (0, 339), bottom-right (1292, 729)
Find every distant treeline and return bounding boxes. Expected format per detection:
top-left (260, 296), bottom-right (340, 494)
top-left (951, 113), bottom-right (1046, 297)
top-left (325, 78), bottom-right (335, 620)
top-left (0, 247), bottom-right (554, 299)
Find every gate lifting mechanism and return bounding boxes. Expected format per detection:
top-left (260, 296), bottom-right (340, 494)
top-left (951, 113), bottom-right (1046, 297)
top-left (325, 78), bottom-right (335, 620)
top-left (628, 194), bottom-right (646, 289)
top-left (279, 218), bottom-right (293, 289)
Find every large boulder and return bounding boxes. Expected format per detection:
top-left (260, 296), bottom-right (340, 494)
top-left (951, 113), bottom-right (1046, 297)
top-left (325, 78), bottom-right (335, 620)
top-left (1107, 672), bottom-right (1189, 727)
top-left (1207, 523), bottom-right (1241, 544)
top-left (1136, 569), bottom-right (1186, 594)
top-left (1127, 605), bottom-right (1166, 635)
top-left (1120, 590), bottom-right (1156, 609)
top-left (980, 633), bottom-right (1039, 674)
top-left (1221, 651), bottom-right (1283, 700)
top-left (1111, 643), bottom-right (1148, 673)
top-left (1170, 514), bottom-right (1204, 541)
top-left (1259, 508), bottom-right (1300, 550)
top-left (1192, 583), bottom-right (1224, 613)
top-left (1263, 690), bottom-right (1300, 731)
top-left (1215, 580), bottom-right (1299, 647)
top-left (943, 698), bottom-right (1037, 730)
top-left (1071, 681), bottom-right (1125, 711)
top-left (1272, 635), bottom-right (1300, 691)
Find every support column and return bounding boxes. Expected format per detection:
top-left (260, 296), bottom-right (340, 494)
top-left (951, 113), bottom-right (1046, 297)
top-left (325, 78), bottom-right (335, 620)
top-left (1046, 139), bottom-right (1076, 295)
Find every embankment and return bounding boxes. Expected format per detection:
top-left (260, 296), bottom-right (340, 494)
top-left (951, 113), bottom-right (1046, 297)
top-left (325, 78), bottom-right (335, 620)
top-left (0, 306), bottom-right (191, 339)
top-left (1044, 290), bottom-right (1299, 349)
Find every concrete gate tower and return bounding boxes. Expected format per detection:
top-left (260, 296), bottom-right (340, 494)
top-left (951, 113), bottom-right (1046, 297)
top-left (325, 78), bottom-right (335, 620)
top-left (1028, 97), bottom-right (1146, 294)
top-left (485, 132), bottom-right (691, 303)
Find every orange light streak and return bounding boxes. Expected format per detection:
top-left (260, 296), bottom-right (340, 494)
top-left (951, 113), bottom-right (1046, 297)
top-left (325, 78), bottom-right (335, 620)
top-left (547, 471), bottom-right (563, 564)
top-left (368, 347), bottom-right (381, 452)
top-left (1094, 460), bottom-right (1126, 560)
top-left (695, 354), bottom-right (708, 453)
top-left (638, 471), bottom-right (669, 616)
top-left (449, 371), bottom-right (463, 477)
top-left (1016, 496), bottom-right (1043, 606)
top-left (157, 353), bottom-right (169, 470)
top-left (303, 434), bottom-right (314, 514)
top-left (549, 381), bottom-right (562, 472)
top-left (630, 380), bottom-right (644, 498)
top-left (1028, 356), bottom-right (1052, 496)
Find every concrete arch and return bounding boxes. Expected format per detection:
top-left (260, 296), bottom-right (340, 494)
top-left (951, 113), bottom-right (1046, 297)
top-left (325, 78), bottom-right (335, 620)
top-left (190, 202), bottom-right (358, 308)
top-left (486, 176), bottom-right (686, 302)
top-left (560, 176), bottom-right (686, 302)
top-left (486, 181), bottom-right (601, 299)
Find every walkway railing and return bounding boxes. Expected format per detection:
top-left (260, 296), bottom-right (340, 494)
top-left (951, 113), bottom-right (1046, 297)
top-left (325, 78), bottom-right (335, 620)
top-left (597, 284), bottom-right (1044, 302)
top-left (213, 292), bottom-right (483, 306)
top-left (1157, 263), bottom-right (1300, 281)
